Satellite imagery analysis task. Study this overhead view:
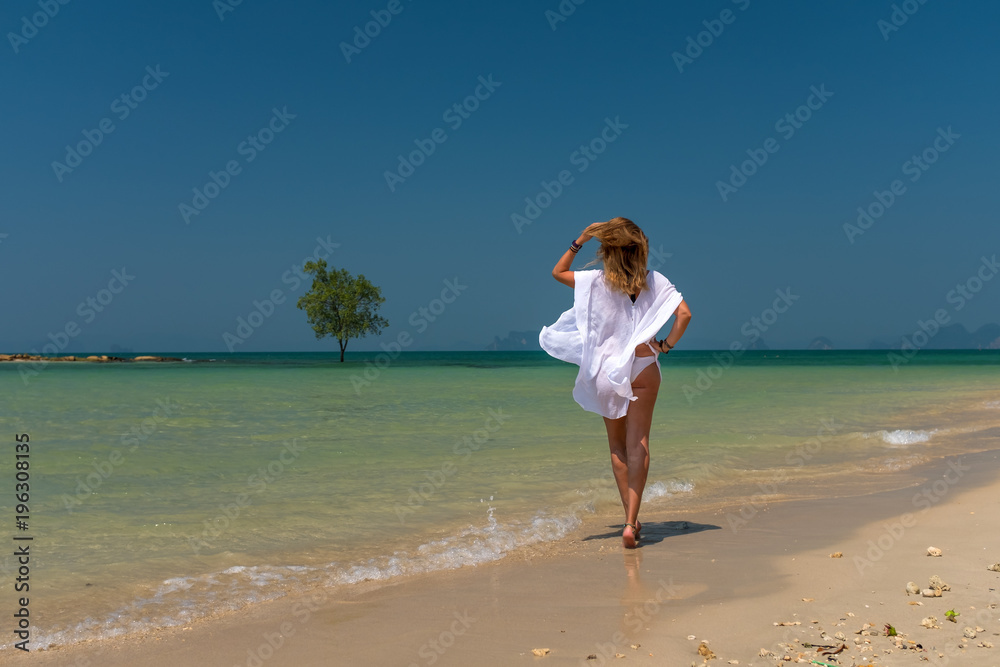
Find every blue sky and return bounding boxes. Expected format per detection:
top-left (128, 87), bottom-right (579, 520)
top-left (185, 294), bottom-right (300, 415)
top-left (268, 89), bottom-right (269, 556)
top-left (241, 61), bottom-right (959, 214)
top-left (2, 0), bottom-right (998, 352)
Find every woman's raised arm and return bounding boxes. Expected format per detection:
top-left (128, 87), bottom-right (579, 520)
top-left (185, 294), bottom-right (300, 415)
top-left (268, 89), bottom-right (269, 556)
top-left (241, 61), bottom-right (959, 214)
top-left (552, 223), bottom-right (602, 287)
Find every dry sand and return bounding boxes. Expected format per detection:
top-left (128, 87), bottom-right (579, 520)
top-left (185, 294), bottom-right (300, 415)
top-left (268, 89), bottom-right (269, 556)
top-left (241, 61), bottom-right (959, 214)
top-left (8, 448), bottom-right (1000, 666)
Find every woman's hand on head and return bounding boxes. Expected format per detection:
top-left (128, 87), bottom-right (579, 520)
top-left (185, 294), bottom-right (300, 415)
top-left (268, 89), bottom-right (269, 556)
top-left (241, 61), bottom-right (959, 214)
top-left (580, 222), bottom-right (604, 242)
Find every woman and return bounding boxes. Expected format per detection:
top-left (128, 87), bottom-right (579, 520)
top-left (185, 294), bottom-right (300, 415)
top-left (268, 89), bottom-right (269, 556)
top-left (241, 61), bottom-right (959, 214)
top-left (539, 217), bottom-right (692, 548)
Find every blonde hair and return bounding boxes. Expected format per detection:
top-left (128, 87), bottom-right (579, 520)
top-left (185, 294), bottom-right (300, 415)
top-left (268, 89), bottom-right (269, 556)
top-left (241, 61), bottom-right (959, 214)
top-left (585, 217), bottom-right (649, 295)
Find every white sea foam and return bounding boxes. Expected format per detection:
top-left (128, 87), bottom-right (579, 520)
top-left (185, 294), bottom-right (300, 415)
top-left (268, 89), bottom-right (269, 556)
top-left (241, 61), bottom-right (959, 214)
top-left (863, 429), bottom-right (933, 446)
top-left (861, 454), bottom-right (926, 472)
top-left (24, 504), bottom-right (592, 650)
top-left (642, 480), bottom-right (695, 501)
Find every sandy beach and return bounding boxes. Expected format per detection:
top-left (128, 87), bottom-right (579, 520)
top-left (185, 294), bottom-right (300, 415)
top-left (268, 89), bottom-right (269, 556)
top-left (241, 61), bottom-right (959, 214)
top-left (7, 0), bottom-right (999, 664)
top-left (11, 442), bottom-right (999, 667)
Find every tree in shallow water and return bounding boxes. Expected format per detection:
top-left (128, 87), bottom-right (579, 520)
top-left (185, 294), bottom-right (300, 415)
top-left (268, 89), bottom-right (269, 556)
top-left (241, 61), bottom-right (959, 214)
top-left (296, 259), bottom-right (387, 362)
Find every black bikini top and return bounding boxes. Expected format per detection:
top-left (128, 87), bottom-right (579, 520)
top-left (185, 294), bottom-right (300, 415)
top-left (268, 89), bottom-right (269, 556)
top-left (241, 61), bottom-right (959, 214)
top-left (628, 271), bottom-right (649, 303)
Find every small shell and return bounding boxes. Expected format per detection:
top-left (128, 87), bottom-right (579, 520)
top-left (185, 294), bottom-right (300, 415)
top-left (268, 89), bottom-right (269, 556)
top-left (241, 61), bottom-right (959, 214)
top-left (922, 588), bottom-right (942, 597)
top-left (531, 648), bottom-right (550, 657)
top-left (921, 616), bottom-right (938, 629)
top-left (964, 627), bottom-right (977, 639)
top-left (927, 546), bottom-right (942, 557)
top-left (906, 581), bottom-right (920, 595)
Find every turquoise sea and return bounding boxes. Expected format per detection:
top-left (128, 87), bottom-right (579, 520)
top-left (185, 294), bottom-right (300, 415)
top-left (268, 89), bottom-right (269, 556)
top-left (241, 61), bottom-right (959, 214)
top-left (1, 350), bottom-right (999, 648)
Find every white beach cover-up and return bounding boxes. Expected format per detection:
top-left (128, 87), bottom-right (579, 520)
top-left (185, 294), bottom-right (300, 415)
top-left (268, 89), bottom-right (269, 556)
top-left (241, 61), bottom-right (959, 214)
top-left (539, 269), bottom-right (684, 419)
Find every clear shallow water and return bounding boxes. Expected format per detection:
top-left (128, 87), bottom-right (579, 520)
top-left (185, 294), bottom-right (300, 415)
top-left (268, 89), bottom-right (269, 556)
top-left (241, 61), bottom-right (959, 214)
top-left (1, 350), bottom-right (998, 648)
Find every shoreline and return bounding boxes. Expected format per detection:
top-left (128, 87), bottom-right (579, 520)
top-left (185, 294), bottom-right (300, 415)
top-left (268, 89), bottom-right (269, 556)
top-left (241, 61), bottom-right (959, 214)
top-left (11, 446), bottom-right (1000, 666)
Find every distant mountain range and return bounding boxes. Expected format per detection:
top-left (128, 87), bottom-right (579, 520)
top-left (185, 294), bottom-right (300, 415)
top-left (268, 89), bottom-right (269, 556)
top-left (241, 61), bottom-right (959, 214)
top-left (807, 336), bottom-right (834, 350)
top-left (871, 322), bottom-right (1000, 351)
top-left (486, 330), bottom-right (541, 351)
top-left (487, 323), bottom-right (1000, 351)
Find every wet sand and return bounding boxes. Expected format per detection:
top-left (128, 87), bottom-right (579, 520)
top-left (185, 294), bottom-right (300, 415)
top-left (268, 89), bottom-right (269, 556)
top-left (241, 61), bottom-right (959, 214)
top-left (10, 444), bottom-right (1000, 666)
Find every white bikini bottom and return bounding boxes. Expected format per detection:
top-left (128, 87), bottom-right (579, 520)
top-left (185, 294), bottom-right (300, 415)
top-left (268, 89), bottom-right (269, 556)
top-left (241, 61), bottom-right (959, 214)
top-left (629, 343), bottom-right (661, 383)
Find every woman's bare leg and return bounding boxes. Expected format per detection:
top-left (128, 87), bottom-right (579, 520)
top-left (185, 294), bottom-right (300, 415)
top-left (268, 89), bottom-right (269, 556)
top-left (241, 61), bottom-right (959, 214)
top-left (603, 415), bottom-right (629, 516)
top-left (621, 362), bottom-right (660, 547)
